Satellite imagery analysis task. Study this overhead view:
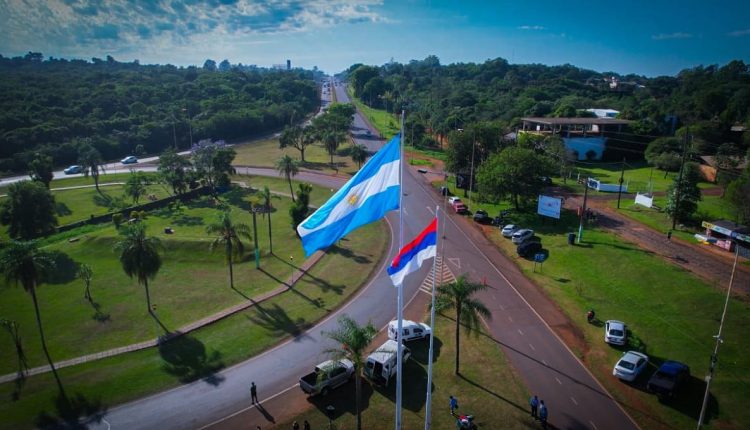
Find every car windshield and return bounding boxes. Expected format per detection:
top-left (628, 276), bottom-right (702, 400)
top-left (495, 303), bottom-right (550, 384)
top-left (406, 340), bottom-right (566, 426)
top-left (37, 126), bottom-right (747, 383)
top-left (609, 329), bottom-right (624, 337)
top-left (618, 360), bottom-right (635, 370)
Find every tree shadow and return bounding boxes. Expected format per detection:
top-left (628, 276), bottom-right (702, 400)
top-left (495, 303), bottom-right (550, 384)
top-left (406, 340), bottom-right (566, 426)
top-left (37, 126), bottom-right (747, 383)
top-left (458, 373), bottom-right (528, 414)
top-left (326, 243), bottom-right (372, 264)
top-left (42, 251), bottom-right (78, 284)
top-left (408, 336), bottom-right (443, 365)
top-left (307, 378), bottom-right (373, 420)
top-left (158, 333), bottom-right (225, 386)
top-left (170, 214), bottom-right (204, 227)
top-left (271, 254), bottom-right (346, 295)
top-left (35, 392), bottom-right (107, 430)
top-left (258, 267), bottom-right (326, 309)
top-left (54, 202), bottom-right (72, 217)
top-left (222, 188), bottom-right (252, 211)
top-left (247, 302), bottom-right (313, 340)
top-left (89, 301), bottom-right (110, 322)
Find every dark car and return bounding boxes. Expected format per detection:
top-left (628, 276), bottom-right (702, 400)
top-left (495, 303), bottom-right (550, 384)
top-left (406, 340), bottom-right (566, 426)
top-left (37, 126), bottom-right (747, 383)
top-left (473, 210), bottom-right (490, 224)
top-left (516, 241), bottom-right (542, 258)
top-left (647, 361), bottom-right (690, 399)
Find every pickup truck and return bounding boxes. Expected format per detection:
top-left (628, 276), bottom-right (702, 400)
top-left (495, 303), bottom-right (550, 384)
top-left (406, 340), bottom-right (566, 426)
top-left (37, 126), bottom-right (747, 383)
top-left (646, 360), bottom-right (690, 398)
top-left (299, 359), bottom-right (354, 396)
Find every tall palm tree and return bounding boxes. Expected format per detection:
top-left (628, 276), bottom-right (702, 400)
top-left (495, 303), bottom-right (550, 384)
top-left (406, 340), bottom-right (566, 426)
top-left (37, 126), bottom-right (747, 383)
top-left (350, 144), bottom-right (368, 169)
top-left (434, 275), bottom-right (491, 375)
top-left (78, 263), bottom-right (93, 301)
top-left (257, 186), bottom-right (276, 254)
top-left (114, 223), bottom-right (163, 315)
top-left (78, 146), bottom-right (105, 193)
top-left (324, 315), bottom-right (377, 430)
top-left (323, 131), bottom-right (346, 167)
top-left (0, 240), bottom-right (65, 396)
top-left (205, 211), bottom-right (251, 289)
top-left (275, 154), bottom-right (300, 202)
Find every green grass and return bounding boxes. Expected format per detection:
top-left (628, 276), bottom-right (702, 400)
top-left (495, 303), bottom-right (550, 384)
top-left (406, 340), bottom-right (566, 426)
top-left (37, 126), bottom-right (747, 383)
top-left (232, 137), bottom-right (360, 176)
top-left (0, 218), bottom-right (389, 429)
top-left (565, 161), bottom-right (716, 195)
top-left (346, 85), bottom-right (401, 139)
top-left (482, 208), bottom-right (749, 429)
top-left (275, 314), bottom-right (530, 430)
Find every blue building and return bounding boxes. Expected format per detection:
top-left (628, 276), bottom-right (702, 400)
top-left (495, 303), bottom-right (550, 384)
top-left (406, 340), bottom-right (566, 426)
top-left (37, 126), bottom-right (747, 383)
top-left (520, 117), bottom-right (632, 160)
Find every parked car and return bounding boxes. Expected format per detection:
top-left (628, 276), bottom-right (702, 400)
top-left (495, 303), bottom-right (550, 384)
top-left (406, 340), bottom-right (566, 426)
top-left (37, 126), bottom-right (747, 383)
top-left (473, 210), bottom-right (490, 224)
top-left (501, 224), bottom-right (519, 237)
top-left (63, 165), bottom-right (83, 174)
top-left (452, 202), bottom-right (468, 214)
top-left (121, 155), bottom-right (138, 164)
top-left (511, 229), bottom-right (534, 244)
top-left (647, 361), bottom-right (690, 399)
top-left (364, 339), bottom-right (411, 386)
top-left (516, 241), bottom-right (542, 258)
top-left (448, 196), bottom-right (462, 205)
top-left (613, 351), bottom-right (649, 381)
top-left (604, 320), bottom-right (628, 345)
top-left (299, 359), bottom-right (354, 396)
top-left (387, 320), bottom-right (431, 341)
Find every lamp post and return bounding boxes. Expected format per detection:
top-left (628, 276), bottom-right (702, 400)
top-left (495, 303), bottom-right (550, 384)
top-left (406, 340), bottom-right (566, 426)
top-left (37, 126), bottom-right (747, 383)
top-left (289, 255), bottom-right (295, 286)
top-left (250, 206), bottom-right (261, 269)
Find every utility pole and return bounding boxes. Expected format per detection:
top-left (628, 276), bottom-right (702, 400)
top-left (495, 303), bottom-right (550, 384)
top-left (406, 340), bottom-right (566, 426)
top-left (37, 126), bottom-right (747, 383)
top-left (672, 127), bottom-right (690, 230)
top-left (616, 157), bottom-right (626, 209)
top-left (697, 239), bottom-right (740, 429)
top-left (251, 208), bottom-right (260, 269)
top-left (577, 178), bottom-right (589, 244)
top-left (468, 131), bottom-right (477, 207)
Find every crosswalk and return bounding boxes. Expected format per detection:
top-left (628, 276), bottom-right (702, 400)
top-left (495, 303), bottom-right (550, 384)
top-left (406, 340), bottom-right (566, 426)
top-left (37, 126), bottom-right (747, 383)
top-left (419, 255), bottom-right (457, 295)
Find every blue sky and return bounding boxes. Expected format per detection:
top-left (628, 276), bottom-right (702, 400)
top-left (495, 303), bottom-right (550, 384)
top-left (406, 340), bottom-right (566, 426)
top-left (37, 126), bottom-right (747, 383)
top-left (1, 0), bottom-right (748, 76)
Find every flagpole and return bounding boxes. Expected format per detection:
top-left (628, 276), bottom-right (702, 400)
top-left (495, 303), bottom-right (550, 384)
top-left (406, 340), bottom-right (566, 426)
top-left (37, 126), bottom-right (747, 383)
top-left (396, 110), bottom-right (405, 430)
top-left (425, 206), bottom-right (439, 430)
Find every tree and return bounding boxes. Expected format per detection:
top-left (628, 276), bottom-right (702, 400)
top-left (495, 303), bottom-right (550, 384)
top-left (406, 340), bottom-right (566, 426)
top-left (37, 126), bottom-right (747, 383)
top-left (714, 142), bottom-right (744, 196)
top-left (0, 241), bottom-right (65, 396)
top-left (0, 180), bottom-right (57, 239)
top-left (1, 319), bottom-right (28, 378)
top-left (350, 144), bottom-right (368, 169)
top-left (78, 263), bottom-right (93, 302)
top-left (323, 315), bottom-right (377, 430)
top-left (28, 153), bottom-right (53, 189)
top-left (124, 171), bottom-right (147, 205)
top-left (322, 131), bottom-right (346, 167)
top-left (645, 137), bottom-right (683, 176)
top-left (289, 183), bottom-right (312, 234)
top-left (350, 65), bottom-right (380, 97)
top-left (158, 148), bottom-right (192, 195)
top-left (206, 211), bottom-right (251, 290)
top-left (434, 275), bottom-right (491, 375)
top-left (543, 136), bottom-right (574, 183)
top-left (279, 125), bottom-right (315, 162)
top-left (114, 223), bottom-right (163, 316)
top-left (192, 140), bottom-right (237, 194)
top-left (276, 154), bottom-right (300, 202)
top-left (665, 162), bottom-right (702, 225)
top-left (476, 146), bottom-right (554, 210)
top-left (257, 186), bottom-right (277, 254)
top-left (725, 167), bottom-right (750, 224)
top-left (78, 145), bottom-right (105, 193)
top-left (203, 59), bottom-right (217, 71)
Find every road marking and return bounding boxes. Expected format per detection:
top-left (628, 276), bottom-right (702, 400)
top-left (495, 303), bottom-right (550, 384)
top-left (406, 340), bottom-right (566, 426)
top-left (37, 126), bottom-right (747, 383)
top-left (528, 343), bottom-right (535, 351)
top-left (447, 257), bottom-right (461, 269)
top-left (496, 301), bottom-right (502, 309)
top-left (198, 384), bottom-right (299, 429)
top-left (517, 329), bottom-right (524, 336)
top-left (590, 420), bottom-right (598, 430)
top-left (426, 206), bottom-right (435, 215)
top-left (570, 396), bottom-right (578, 406)
top-left (542, 359), bottom-right (548, 366)
top-left (555, 377), bottom-right (562, 385)
top-left (507, 316), bottom-right (513, 323)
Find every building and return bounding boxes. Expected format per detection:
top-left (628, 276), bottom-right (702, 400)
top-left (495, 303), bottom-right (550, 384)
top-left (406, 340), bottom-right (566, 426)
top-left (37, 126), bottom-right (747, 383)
top-left (520, 117), bottom-right (632, 160)
top-left (585, 108), bottom-right (620, 119)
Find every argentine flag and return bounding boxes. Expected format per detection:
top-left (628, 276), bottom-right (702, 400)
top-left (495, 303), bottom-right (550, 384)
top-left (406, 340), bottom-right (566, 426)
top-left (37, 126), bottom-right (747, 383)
top-left (297, 135), bottom-right (400, 256)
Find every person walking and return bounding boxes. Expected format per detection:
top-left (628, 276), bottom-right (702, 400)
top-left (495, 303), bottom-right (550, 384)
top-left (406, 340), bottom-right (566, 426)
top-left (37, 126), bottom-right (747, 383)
top-left (292, 421), bottom-right (300, 430)
top-left (529, 395), bottom-right (539, 419)
top-left (303, 420), bottom-right (311, 430)
top-left (250, 381), bottom-right (258, 404)
top-left (449, 395), bottom-right (458, 415)
top-left (667, 230), bottom-right (673, 240)
top-left (539, 400), bottom-right (548, 429)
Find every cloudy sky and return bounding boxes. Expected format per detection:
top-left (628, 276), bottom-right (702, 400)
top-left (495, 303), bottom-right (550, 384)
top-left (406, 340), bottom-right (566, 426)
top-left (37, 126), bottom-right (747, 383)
top-left (1, 0), bottom-right (749, 76)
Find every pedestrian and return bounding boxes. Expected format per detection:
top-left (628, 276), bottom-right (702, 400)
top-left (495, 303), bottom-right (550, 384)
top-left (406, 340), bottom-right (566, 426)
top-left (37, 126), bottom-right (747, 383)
top-left (303, 420), bottom-right (311, 430)
top-left (250, 381), bottom-right (258, 404)
top-left (292, 421), bottom-right (300, 430)
top-left (529, 395), bottom-right (539, 419)
top-left (539, 400), bottom-right (548, 429)
top-left (667, 230), bottom-right (673, 240)
top-left (449, 395), bottom-right (458, 415)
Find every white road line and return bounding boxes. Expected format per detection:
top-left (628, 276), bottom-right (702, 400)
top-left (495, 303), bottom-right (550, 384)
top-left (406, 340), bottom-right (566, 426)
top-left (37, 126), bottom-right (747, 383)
top-left (528, 343), bottom-right (535, 351)
top-left (555, 377), bottom-right (562, 385)
top-left (497, 302), bottom-right (503, 310)
top-left (426, 206), bottom-right (435, 215)
top-left (542, 359), bottom-right (548, 366)
top-left (517, 329), bottom-right (524, 336)
top-left (590, 420), bottom-right (599, 430)
top-left (570, 396), bottom-right (578, 406)
top-left (198, 384), bottom-right (299, 429)
top-left (508, 316), bottom-right (513, 323)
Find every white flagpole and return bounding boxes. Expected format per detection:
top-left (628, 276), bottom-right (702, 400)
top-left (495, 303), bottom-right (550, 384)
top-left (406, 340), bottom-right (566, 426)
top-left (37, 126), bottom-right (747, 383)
top-left (395, 110), bottom-right (405, 430)
top-left (425, 206), bottom-right (439, 430)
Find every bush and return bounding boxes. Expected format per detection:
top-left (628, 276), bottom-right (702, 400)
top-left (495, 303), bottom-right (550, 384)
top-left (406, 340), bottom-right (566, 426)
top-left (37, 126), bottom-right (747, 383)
top-left (112, 213), bottom-right (123, 228)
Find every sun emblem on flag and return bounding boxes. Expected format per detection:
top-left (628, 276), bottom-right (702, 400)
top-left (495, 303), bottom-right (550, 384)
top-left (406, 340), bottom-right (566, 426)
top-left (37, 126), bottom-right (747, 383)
top-left (347, 193), bottom-right (359, 205)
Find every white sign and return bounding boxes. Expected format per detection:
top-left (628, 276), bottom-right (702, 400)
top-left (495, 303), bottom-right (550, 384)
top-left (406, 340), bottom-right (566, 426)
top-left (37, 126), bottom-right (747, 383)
top-left (634, 193), bottom-right (653, 208)
top-left (537, 195), bottom-right (562, 219)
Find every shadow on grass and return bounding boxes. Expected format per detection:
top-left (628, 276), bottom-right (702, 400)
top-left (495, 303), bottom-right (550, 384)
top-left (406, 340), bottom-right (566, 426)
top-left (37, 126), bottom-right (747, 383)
top-left (458, 373), bottom-right (527, 414)
top-left (271, 254), bottom-right (346, 296)
top-left (307, 378), bottom-right (373, 420)
top-left (222, 188), bottom-right (252, 211)
top-left (372, 360), bottom-right (427, 412)
top-left (408, 336), bottom-right (443, 365)
top-left (89, 301), bottom-right (111, 322)
top-left (248, 302), bottom-right (313, 340)
top-left (170, 214), bottom-right (204, 227)
top-left (258, 267), bottom-right (326, 309)
top-left (35, 392), bottom-right (107, 430)
top-left (327, 243), bottom-right (372, 264)
top-left (43, 251), bottom-right (78, 284)
top-left (158, 333), bottom-right (225, 386)
top-left (55, 202), bottom-right (72, 217)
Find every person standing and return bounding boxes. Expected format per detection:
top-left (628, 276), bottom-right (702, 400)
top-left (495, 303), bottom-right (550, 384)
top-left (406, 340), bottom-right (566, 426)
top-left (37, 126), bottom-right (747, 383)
top-left (303, 420), bottom-right (311, 430)
top-left (449, 395), bottom-right (458, 415)
top-left (667, 230), bottom-right (673, 240)
top-left (250, 381), bottom-right (258, 404)
top-left (292, 421), bottom-right (300, 430)
top-left (529, 395), bottom-right (539, 419)
top-left (539, 400), bottom-right (548, 429)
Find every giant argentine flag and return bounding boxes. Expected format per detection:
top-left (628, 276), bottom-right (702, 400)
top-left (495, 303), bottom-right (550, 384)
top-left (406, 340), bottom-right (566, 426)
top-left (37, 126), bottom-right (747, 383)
top-left (297, 135), bottom-right (400, 256)
top-left (387, 217), bottom-right (438, 286)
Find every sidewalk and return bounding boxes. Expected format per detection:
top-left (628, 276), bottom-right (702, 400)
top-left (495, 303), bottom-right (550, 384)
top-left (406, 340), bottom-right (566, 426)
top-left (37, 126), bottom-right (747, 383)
top-left (0, 250), bottom-right (326, 385)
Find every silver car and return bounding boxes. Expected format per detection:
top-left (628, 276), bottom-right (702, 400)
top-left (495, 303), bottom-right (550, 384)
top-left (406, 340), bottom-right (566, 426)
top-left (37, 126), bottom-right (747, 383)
top-left (501, 224), bottom-right (519, 237)
top-left (613, 351), bottom-right (649, 381)
top-left (511, 229), bottom-right (534, 244)
top-left (605, 320), bottom-right (627, 345)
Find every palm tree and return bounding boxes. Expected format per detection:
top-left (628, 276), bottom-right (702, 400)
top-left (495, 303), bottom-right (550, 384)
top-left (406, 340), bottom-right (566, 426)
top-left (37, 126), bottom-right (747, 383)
top-left (78, 263), bottom-right (93, 301)
top-left (78, 146), bottom-right (104, 193)
top-left (205, 211), bottom-right (251, 289)
top-left (114, 223), bottom-right (163, 315)
top-left (324, 315), bottom-right (377, 430)
top-left (275, 154), bottom-right (300, 202)
top-left (257, 186), bottom-right (276, 254)
top-left (0, 240), bottom-right (65, 396)
top-left (350, 144), bottom-right (368, 169)
top-left (323, 131), bottom-right (346, 167)
top-left (434, 275), bottom-right (491, 375)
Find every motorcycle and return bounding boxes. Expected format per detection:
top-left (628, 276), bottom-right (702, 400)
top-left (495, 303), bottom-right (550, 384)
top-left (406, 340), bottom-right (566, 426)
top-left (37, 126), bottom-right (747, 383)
top-left (456, 414), bottom-right (477, 429)
top-left (587, 309), bottom-right (595, 324)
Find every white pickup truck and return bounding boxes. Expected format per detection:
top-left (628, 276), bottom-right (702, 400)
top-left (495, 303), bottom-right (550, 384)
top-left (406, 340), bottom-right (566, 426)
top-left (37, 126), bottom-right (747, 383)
top-left (299, 359), bottom-right (354, 396)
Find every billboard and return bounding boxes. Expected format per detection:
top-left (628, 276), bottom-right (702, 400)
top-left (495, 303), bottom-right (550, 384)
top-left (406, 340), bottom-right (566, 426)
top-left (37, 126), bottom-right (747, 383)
top-left (537, 195), bottom-right (562, 219)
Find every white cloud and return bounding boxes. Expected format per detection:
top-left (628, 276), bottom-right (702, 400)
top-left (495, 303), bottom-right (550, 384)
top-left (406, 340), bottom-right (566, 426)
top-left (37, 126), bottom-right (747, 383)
top-left (518, 25), bottom-right (545, 31)
top-left (727, 28), bottom-right (750, 37)
top-left (651, 32), bottom-right (693, 40)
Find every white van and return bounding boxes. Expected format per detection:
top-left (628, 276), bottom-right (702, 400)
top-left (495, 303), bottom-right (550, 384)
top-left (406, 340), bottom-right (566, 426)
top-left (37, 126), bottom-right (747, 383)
top-left (387, 320), bottom-right (431, 342)
top-left (364, 339), bottom-right (411, 386)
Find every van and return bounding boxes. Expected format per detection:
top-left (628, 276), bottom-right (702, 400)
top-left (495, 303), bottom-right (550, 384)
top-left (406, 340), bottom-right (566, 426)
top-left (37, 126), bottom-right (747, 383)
top-left (387, 320), bottom-right (431, 342)
top-left (364, 339), bottom-right (411, 386)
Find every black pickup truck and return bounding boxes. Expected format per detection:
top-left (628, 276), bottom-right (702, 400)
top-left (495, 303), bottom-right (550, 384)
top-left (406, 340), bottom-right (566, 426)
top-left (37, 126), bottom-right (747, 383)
top-left (646, 360), bottom-right (690, 398)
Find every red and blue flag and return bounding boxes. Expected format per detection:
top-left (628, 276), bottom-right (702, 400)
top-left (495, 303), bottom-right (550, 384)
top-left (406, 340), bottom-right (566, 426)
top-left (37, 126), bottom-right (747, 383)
top-left (388, 217), bottom-right (438, 286)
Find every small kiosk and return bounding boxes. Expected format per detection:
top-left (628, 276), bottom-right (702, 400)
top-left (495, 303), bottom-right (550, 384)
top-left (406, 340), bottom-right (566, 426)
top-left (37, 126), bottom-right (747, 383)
top-left (697, 220), bottom-right (750, 258)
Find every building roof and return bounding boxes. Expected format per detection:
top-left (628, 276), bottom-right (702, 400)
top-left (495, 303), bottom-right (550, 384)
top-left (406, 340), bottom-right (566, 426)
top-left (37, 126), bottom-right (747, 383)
top-left (699, 155), bottom-right (748, 170)
top-left (521, 117), bottom-right (632, 126)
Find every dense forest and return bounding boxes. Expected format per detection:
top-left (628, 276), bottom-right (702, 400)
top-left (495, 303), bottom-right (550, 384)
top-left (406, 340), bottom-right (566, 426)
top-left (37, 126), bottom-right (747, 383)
top-left (341, 56), bottom-right (750, 161)
top-left (0, 52), bottom-right (322, 174)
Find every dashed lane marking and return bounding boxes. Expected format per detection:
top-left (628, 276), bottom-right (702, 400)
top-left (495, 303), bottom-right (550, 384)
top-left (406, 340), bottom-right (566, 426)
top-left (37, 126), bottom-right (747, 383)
top-left (555, 377), bottom-right (562, 385)
top-left (528, 343), bottom-right (536, 351)
top-left (517, 329), bottom-right (524, 335)
top-left (570, 396), bottom-right (578, 406)
top-left (508, 316), bottom-right (513, 323)
top-left (590, 421), bottom-right (598, 430)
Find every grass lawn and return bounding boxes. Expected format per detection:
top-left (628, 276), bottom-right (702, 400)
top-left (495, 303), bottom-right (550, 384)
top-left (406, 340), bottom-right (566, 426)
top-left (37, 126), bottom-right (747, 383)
top-left (231, 137), bottom-right (360, 176)
top-left (275, 314), bottom-right (531, 430)
top-left (480, 208), bottom-right (749, 430)
top-left (0, 217), bottom-right (389, 429)
top-left (346, 86), bottom-right (401, 140)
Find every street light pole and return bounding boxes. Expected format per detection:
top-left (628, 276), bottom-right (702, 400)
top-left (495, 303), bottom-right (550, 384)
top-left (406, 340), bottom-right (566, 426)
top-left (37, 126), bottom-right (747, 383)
top-left (468, 132), bottom-right (476, 207)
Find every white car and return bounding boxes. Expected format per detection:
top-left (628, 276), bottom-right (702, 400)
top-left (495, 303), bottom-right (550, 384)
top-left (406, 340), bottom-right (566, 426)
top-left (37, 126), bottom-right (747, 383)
top-left (511, 229), bottom-right (534, 244)
top-left (121, 155), bottom-right (138, 164)
top-left (605, 320), bottom-right (627, 345)
top-left (613, 351), bottom-right (649, 381)
top-left (448, 196), bottom-right (462, 205)
top-left (501, 224), bottom-right (519, 237)
top-left (387, 320), bottom-right (431, 341)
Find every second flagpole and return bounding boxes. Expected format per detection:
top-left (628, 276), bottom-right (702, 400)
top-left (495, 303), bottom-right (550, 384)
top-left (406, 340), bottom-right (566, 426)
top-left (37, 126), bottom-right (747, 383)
top-left (395, 110), bottom-right (405, 429)
top-left (425, 206), bottom-right (439, 430)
